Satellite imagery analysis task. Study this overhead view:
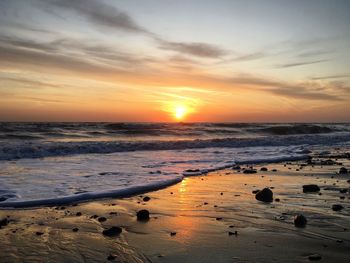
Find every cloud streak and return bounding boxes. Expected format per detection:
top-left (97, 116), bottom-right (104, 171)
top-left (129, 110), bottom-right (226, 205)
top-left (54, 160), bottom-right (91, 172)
top-left (41, 0), bottom-right (226, 59)
top-left (158, 40), bottom-right (227, 58)
top-left (276, 59), bottom-right (329, 68)
top-left (48, 0), bottom-right (149, 34)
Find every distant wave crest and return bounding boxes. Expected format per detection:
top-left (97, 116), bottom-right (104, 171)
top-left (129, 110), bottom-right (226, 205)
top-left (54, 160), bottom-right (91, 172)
top-left (1, 133), bottom-right (350, 160)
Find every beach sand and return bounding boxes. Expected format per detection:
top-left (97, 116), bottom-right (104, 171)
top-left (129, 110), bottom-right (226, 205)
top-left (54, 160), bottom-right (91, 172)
top-left (1, 159), bottom-right (349, 262)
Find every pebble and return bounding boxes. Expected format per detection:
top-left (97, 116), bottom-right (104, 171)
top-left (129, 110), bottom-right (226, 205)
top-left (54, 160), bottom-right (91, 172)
top-left (302, 184), bottom-right (320, 193)
top-left (143, 196), bottom-right (151, 202)
top-left (98, 217), bottom-right (107, 222)
top-left (294, 214), bottom-right (307, 227)
top-left (332, 204), bottom-right (344, 211)
top-left (308, 254), bottom-right (322, 261)
top-left (136, 209), bottom-right (150, 221)
top-left (102, 227), bottom-right (122, 237)
top-left (255, 188), bottom-right (273, 203)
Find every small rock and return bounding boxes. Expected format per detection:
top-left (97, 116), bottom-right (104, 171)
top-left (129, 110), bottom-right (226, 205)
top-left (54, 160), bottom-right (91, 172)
top-left (275, 198), bottom-right (280, 202)
top-left (252, 189), bottom-right (260, 194)
top-left (90, 214), bottom-right (99, 219)
top-left (271, 169), bottom-right (277, 172)
top-left (102, 226), bottom-right (122, 237)
top-left (107, 254), bottom-right (117, 261)
top-left (255, 188), bottom-right (273, 202)
top-left (143, 196), bottom-right (151, 202)
top-left (308, 254), bottom-right (322, 261)
top-left (339, 167), bottom-right (348, 174)
top-left (294, 214), bottom-right (307, 227)
top-left (72, 228), bottom-right (79, 232)
top-left (243, 169), bottom-right (257, 174)
top-left (302, 184), bottom-right (320, 193)
top-left (228, 231), bottom-right (238, 236)
top-left (260, 167), bottom-right (268, 171)
top-left (76, 212), bottom-right (82, 216)
top-left (109, 212), bottom-right (117, 215)
top-left (136, 209), bottom-right (150, 221)
top-left (232, 165), bottom-right (241, 170)
top-left (216, 217), bottom-right (223, 221)
top-left (98, 217), bottom-right (107, 222)
top-left (0, 218), bottom-right (8, 227)
top-left (332, 204), bottom-right (344, 211)
top-left (36, 231), bottom-right (44, 236)
top-left (170, 232), bottom-right (176, 236)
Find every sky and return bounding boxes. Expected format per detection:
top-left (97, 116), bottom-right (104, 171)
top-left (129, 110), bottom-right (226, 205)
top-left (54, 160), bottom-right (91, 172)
top-left (0, 0), bottom-right (349, 122)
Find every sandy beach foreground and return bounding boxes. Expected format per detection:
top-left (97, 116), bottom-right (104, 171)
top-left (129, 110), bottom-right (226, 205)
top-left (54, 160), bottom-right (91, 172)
top-left (1, 159), bottom-right (349, 263)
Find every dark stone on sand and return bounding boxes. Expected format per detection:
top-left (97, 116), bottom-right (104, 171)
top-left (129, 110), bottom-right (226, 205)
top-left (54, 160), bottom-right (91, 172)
top-left (107, 254), bottom-right (117, 261)
top-left (0, 197), bottom-right (8, 202)
top-left (136, 209), bottom-right (150, 221)
top-left (76, 212), bottom-right (82, 216)
top-left (322, 159), bottom-right (337, 165)
top-left (143, 196), bottom-right (151, 202)
top-left (260, 167), bottom-right (268, 171)
top-left (232, 165), bottom-right (241, 170)
top-left (102, 226), bottom-right (122, 237)
top-left (255, 188), bottom-right (273, 202)
top-left (90, 214), bottom-right (99, 219)
top-left (0, 218), bottom-right (8, 227)
top-left (170, 232), bottom-right (176, 236)
top-left (308, 254), bottom-right (322, 261)
top-left (216, 217), bottom-right (223, 221)
top-left (339, 167), bottom-right (348, 174)
top-left (302, 184), bottom-right (320, 193)
top-left (109, 212), bottom-right (117, 215)
top-left (275, 198), bottom-right (280, 202)
top-left (203, 202), bottom-right (208, 205)
top-left (272, 169), bottom-right (277, 172)
top-left (252, 189), bottom-right (260, 194)
top-left (36, 231), bottom-right (44, 236)
top-left (243, 169), bottom-right (257, 174)
top-left (98, 217), bottom-right (107, 222)
top-left (294, 214), bottom-right (307, 227)
top-left (228, 231), bottom-right (238, 236)
top-left (332, 204), bottom-right (344, 211)
top-left (339, 188), bottom-right (348, 193)
top-left (72, 228), bottom-right (79, 232)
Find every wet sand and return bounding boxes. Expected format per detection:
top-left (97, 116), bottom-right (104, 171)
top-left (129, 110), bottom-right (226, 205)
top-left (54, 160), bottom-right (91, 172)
top-left (1, 159), bottom-right (349, 263)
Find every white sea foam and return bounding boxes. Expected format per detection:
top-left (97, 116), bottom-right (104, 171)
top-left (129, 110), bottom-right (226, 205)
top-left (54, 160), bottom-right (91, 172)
top-left (1, 122), bottom-right (350, 208)
top-left (0, 145), bottom-right (311, 207)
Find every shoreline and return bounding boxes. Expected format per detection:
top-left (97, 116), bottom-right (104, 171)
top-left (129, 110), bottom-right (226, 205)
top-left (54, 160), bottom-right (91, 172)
top-left (0, 155), bottom-right (310, 209)
top-left (1, 158), bottom-right (349, 262)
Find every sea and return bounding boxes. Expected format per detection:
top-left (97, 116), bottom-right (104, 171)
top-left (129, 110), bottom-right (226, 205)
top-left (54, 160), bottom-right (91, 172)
top-left (1, 122), bottom-right (350, 208)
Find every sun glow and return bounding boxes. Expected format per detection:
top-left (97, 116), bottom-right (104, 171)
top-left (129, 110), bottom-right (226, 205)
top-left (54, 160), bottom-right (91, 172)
top-left (174, 105), bottom-right (187, 121)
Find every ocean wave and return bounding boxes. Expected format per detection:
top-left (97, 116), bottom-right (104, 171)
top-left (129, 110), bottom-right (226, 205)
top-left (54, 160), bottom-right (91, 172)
top-left (252, 124), bottom-right (337, 135)
top-left (0, 152), bottom-right (309, 208)
top-left (1, 133), bottom-right (350, 160)
top-left (0, 177), bottom-right (183, 208)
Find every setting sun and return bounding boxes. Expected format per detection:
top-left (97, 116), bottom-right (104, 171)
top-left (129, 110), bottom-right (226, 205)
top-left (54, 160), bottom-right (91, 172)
top-left (174, 105), bottom-right (187, 121)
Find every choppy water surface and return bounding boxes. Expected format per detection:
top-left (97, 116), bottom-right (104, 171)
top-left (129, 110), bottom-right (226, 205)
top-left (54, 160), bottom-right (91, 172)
top-left (0, 122), bottom-right (349, 207)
